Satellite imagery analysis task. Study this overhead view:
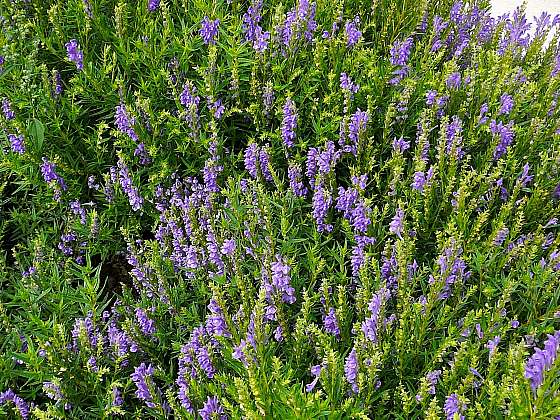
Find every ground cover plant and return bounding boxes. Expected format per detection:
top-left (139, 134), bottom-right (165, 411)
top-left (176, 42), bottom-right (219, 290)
top-left (0, 0), bottom-right (559, 418)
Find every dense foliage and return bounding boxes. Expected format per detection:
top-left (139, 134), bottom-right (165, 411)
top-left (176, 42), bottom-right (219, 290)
top-left (1, 0), bottom-right (559, 418)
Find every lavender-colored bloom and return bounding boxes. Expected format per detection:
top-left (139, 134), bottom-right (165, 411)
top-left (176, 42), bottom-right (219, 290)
top-left (340, 73), bottom-right (359, 94)
top-left (486, 336), bottom-right (501, 358)
top-left (411, 171), bottom-right (428, 192)
top-left (511, 320), bottom-right (520, 328)
top-left (492, 227), bottom-right (509, 246)
top-left (65, 39), bottom-right (84, 70)
top-left (221, 239), bottom-right (236, 257)
top-left (134, 143), bottom-right (151, 165)
top-left (43, 381), bottom-right (65, 403)
top-left (425, 370), bottom-right (442, 395)
top-left (517, 163), bottom-right (533, 187)
top-left (312, 182), bottom-right (333, 233)
top-left (0, 389), bottom-right (29, 419)
top-left (446, 72), bottom-right (461, 89)
top-left (305, 364), bottom-right (322, 392)
top-left (446, 116), bottom-right (464, 160)
top-left (524, 330), bottom-right (560, 391)
top-left (389, 208), bottom-right (404, 239)
top-left (41, 158), bottom-right (67, 192)
top-left (345, 16), bottom-right (362, 47)
top-left (281, 98), bottom-right (297, 148)
top-left (148, 0), bottom-right (160, 12)
top-left (135, 308), bottom-right (156, 336)
top-left (498, 7), bottom-right (532, 55)
top-left (288, 163), bottom-right (307, 197)
top-left (116, 158), bottom-right (143, 211)
top-left (69, 200), bottom-right (86, 224)
top-left (111, 386), bottom-right (123, 407)
top-left (392, 137), bottom-right (410, 153)
top-left (361, 287), bottom-right (389, 343)
top-left (277, 0), bottom-right (317, 49)
top-left (244, 143), bottom-right (258, 179)
top-left (242, 0), bottom-right (270, 52)
top-left (2, 98), bottom-right (15, 120)
top-left (389, 37), bottom-right (413, 84)
top-left (199, 396), bottom-right (226, 420)
top-left (498, 93), bottom-right (514, 115)
top-left (206, 299), bottom-right (231, 337)
top-left (478, 103), bottom-right (489, 125)
top-left (554, 183), bottom-right (560, 200)
top-left (262, 82), bottom-right (274, 115)
top-left (258, 147), bottom-right (273, 182)
top-left (131, 363), bottom-right (157, 408)
top-left (490, 120), bottom-right (515, 160)
top-left (444, 393), bottom-right (465, 420)
top-left (210, 99), bottom-right (225, 119)
top-left (390, 37), bottom-right (414, 66)
top-left (344, 348), bottom-right (359, 393)
top-left (266, 256), bottom-right (296, 304)
top-left (200, 17), bottom-right (220, 45)
top-left (323, 308), bottom-right (340, 336)
top-left (426, 90), bottom-right (438, 106)
top-left (345, 109), bottom-right (368, 155)
top-left (115, 104), bottom-right (138, 142)
top-left (8, 134), bottom-right (25, 154)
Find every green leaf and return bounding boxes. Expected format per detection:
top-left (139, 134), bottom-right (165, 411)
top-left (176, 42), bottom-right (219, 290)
top-left (27, 119), bottom-right (45, 152)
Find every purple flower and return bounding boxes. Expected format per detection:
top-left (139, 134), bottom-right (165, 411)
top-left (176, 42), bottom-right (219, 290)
top-left (116, 158), bottom-right (144, 211)
top-left (115, 103), bottom-right (138, 142)
top-left (65, 39), bottom-right (83, 70)
top-left (478, 103), bottom-right (489, 125)
top-left (242, 0), bottom-right (270, 52)
top-left (2, 98), bottom-right (15, 120)
top-left (426, 90), bottom-right (438, 106)
top-left (266, 256), bottom-right (296, 304)
top-left (112, 387), bottom-right (123, 407)
top-left (389, 208), bottom-right (404, 239)
top-left (277, 0), bottom-right (317, 49)
top-left (446, 116), bottom-right (464, 160)
top-left (392, 137), bottom-right (410, 153)
top-left (323, 308), bottom-right (340, 336)
top-left (199, 396), bottom-right (226, 420)
top-left (517, 163), bottom-right (533, 187)
top-left (390, 37), bottom-right (414, 66)
top-left (492, 227), bottom-right (509, 246)
top-left (199, 17), bottom-right (220, 45)
top-left (345, 109), bottom-right (368, 155)
top-left (425, 370), bottom-right (442, 395)
top-left (305, 364), bottom-right (322, 392)
top-left (345, 16), bottom-right (362, 47)
top-left (8, 133), bottom-right (25, 154)
top-left (444, 393), bottom-right (465, 420)
top-left (288, 163), bottom-right (308, 197)
top-left (312, 181), bottom-right (333, 233)
top-left (340, 73), bottom-right (359, 94)
top-left (206, 299), bottom-right (231, 338)
top-left (135, 308), bottom-right (156, 336)
top-left (281, 98), bottom-right (297, 148)
top-left (490, 120), bottom-right (515, 160)
top-left (258, 147), bottom-right (273, 182)
top-left (210, 98), bottom-right (225, 119)
top-left (446, 72), bottom-right (461, 89)
top-left (389, 37), bottom-right (413, 84)
top-left (43, 381), bottom-right (65, 403)
top-left (524, 330), bottom-right (560, 391)
top-left (486, 336), bottom-right (501, 358)
top-left (361, 287), bottom-right (389, 343)
top-left (131, 363), bottom-right (157, 408)
top-left (244, 143), bottom-right (258, 179)
top-left (344, 348), bottom-right (359, 393)
top-left (498, 93), bottom-right (514, 115)
top-left (0, 389), bottom-right (29, 419)
top-left (148, 0), bottom-right (160, 12)
top-left (41, 158), bottom-right (67, 199)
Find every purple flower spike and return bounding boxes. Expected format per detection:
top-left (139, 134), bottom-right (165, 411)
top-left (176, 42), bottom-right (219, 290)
top-left (65, 39), bottom-right (84, 70)
top-left (200, 17), bottom-right (220, 45)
